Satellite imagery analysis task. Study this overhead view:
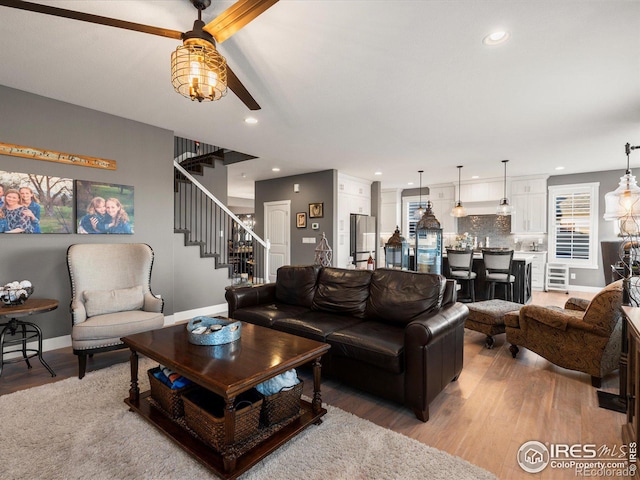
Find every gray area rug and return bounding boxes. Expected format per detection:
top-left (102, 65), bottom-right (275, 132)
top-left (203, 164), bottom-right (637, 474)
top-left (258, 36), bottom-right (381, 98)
top-left (0, 358), bottom-right (496, 480)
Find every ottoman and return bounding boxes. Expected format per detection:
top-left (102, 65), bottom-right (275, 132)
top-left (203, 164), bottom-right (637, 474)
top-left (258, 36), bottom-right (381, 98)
top-left (466, 299), bottom-right (522, 349)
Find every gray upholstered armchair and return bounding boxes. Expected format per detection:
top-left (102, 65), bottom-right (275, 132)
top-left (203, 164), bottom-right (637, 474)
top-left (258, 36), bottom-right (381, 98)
top-left (67, 243), bottom-right (165, 378)
top-left (505, 280), bottom-right (624, 387)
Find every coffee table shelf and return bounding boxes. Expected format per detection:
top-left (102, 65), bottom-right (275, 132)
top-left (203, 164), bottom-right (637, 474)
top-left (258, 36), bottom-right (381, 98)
top-left (125, 391), bottom-right (326, 479)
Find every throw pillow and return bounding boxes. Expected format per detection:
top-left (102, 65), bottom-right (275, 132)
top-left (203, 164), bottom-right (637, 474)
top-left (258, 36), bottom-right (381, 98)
top-left (84, 285), bottom-right (144, 317)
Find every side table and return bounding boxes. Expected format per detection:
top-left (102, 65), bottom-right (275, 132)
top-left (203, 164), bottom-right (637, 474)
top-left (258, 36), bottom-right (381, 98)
top-left (0, 298), bottom-right (58, 377)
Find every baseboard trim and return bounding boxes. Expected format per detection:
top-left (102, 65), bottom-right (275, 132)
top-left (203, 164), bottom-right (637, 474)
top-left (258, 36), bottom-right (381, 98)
top-left (13, 303), bottom-right (230, 355)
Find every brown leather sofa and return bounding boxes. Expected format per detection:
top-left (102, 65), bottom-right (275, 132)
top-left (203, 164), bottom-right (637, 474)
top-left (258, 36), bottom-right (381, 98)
top-left (225, 265), bottom-right (469, 422)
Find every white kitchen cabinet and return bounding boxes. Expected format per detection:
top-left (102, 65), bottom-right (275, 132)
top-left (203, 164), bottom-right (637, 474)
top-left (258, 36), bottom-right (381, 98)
top-left (511, 192), bottom-right (547, 233)
top-left (428, 185), bottom-right (455, 234)
top-left (511, 178), bottom-right (547, 195)
top-left (524, 251), bottom-right (547, 290)
top-left (459, 180), bottom-right (503, 203)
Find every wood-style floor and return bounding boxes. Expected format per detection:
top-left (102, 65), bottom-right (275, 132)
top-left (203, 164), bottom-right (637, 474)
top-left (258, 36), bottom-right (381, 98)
top-left (0, 290), bottom-right (625, 479)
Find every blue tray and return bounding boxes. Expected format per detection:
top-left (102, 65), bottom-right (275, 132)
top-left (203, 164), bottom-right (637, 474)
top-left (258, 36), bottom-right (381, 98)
top-left (186, 316), bottom-right (241, 346)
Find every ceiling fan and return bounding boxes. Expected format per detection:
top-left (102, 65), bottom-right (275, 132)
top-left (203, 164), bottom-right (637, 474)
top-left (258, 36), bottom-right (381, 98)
top-left (0, 0), bottom-right (280, 110)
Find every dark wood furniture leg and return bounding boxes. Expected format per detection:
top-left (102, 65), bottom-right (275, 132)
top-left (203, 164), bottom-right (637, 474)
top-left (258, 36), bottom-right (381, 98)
top-left (312, 356), bottom-right (323, 419)
top-left (509, 344), bottom-right (519, 358)
top-left (223, 397), bottom-right (238, 473)
top-left (128, 348), bottom-right (139, 404)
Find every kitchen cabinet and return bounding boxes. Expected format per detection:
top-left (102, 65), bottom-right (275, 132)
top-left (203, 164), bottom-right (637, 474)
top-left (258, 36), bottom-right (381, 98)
top-left (337, 173), bottom-right (372, 269)
top-left (510, 177), bottom-right (548, 234)
top-left (511, 193), bottom-right (547, 233)
top-left (516, 251), bottom-right (547, 290)
top-left (428, 185), bottom-right (455, 234)
top-left (459, 180), bottom-right (503, 203)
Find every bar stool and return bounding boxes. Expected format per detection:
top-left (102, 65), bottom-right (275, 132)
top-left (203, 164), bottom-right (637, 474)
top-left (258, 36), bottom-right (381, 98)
top-left (446, 249), bottom-right (476, 302)
top-left (482, 249), bottom-right (515, 301)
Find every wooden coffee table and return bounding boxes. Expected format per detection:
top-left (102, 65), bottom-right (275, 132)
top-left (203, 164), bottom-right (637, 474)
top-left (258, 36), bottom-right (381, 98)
top-left (122, 322), bottom-right (330, 479)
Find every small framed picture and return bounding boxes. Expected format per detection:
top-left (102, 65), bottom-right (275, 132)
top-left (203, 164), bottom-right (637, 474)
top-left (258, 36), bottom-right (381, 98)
top-left (309, 202), bottom-right (324, 218)
top-left (296, 212), bottom-right (307, 228)
top-left (311, 222), bottom-right (319, 230)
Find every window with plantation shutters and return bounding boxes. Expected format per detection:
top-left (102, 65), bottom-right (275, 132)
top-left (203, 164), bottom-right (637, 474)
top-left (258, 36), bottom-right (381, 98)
top-left (548, 183), bottom-right (599, 269)
top-left (407, 201), bottom-right (423, 238)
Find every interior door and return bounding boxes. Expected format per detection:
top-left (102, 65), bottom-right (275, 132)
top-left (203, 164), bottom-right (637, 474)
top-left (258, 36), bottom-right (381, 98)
top-left (264, 200), bottom-right (291, 282)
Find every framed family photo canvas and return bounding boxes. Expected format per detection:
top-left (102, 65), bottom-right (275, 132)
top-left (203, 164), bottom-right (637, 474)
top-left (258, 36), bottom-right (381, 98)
top-left (296, 212), bottom-right (306, 228)
top-left (0, 170), bottom-right (73, 234)
top-left (309, 202), bottom-right (324, 218)
top-left (75, 180), bottom-right (134, 234)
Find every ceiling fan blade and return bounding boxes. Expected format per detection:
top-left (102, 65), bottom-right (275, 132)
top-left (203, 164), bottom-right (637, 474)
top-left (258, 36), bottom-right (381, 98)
top-left (227, 65), bottom-right (261, 110)
top-left (0, 0), bottom-right (183, 40)
top-left (204, 0), bottom-right (279, 43)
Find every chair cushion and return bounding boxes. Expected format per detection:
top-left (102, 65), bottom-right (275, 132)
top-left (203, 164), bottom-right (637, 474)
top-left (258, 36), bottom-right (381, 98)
top-left (71, 310), bottom-right (164, 348)
top-left (365, 269), bottom-right (445, 325)
top-left (84, 285), bottom-right (144, 317)
top-left (450, 271), bottom-right (477, 280)
top-left (485, 273), bottom-right (515, 282)
top-left (467, 299), bottom-right (522, 326)
top-left (312, 268), bottom-right (372, 318)
top-left (326, 321), bottom-right (405, 374)
top-left (273, 310), bottom-right (365, 342)
top-left (231, 303), bottom-right (310, 328)
top-left (275, 265), bottom-right (320, 307)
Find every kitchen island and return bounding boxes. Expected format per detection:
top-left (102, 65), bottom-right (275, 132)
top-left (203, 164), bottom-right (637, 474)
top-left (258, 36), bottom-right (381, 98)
top-left (443, 252), bottom-right (533, 304)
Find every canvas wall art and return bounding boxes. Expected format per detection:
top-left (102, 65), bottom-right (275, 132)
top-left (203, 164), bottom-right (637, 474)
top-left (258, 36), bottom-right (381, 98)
top-left (75, 180), bottom-right (134, 234)
top-left (0, 170), bottom-right (73, 233)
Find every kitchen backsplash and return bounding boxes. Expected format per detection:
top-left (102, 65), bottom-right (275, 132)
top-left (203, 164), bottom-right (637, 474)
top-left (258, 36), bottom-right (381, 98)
top-left (444, 214), bottom-right (547, 251)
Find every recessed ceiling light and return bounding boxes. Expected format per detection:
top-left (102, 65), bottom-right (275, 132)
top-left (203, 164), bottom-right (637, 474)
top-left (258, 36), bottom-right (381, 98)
top-left (244, 117), bottom-right (258, 124)
top-left (407, 182), bottom-right (414, 186)
top-left (374, 171), bottom-right (382, 176)
top-left (471, 175), bottom-right (480, 179)
top-left (555, 166), bottom-right (565, 170)
top-left (483, 30), bottom-right (510, 46)
top-left (272, 167), bottom-right (280, 172)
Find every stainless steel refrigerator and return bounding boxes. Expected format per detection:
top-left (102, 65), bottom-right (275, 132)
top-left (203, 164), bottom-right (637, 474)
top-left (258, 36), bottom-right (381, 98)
top-left (350, 214), bottom-right (377, 268)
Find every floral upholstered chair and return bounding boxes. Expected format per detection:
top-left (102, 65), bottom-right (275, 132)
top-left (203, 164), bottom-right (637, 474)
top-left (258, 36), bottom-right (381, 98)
top-left (505, 280), bottom-right (624, 387)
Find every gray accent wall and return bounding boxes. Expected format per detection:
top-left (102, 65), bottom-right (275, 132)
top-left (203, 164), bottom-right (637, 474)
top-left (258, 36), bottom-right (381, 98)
top-left (0, 85), bottom-right (230, 341)
top-left (255, 170), bottom-right (336, 265)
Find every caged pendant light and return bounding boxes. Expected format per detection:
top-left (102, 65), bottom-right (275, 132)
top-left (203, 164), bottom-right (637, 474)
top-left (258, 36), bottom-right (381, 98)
top-left (414, 170), bottom-right (426, 220)
top-left (451, 165), bottom-right (467, 217)
top-left (497, 159), bottom-right (512, 216)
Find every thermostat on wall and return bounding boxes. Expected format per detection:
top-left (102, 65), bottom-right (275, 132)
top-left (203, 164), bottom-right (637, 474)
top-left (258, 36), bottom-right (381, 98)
top-left (312, 223), bottom-right (319, 230)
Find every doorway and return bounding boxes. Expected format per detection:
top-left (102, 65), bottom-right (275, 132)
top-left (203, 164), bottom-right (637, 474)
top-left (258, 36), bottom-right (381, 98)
top-left (264, 200), bottom-right (291, 282)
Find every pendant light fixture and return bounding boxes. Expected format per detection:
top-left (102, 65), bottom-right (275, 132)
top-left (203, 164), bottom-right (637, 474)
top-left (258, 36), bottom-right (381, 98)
top-left (604, 142), bottom-right (640, 235)
top-left (497, 159), bottom-right (512, 216)
top-left (171, 1), bottom-right (228, 103)
top-left (414, 170), bottom-right (426, 219)
top-left (451, 165), bottom-right (467, 217)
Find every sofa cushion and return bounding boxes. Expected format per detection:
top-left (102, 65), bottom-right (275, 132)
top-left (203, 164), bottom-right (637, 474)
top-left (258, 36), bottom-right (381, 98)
top-left (273, 310), bottom-right (365, 342)
top-left (231, 303), bottom-right (310, 328)
top-left (326, 321), bottom-right (405, 374)
top-left (275, 265), bottom-right (321, 307)
top-left (83, 285), bottom-right (144, 318)
top-left (312, 268), bottom-right (373, 318)
top-left (365, 269), bottom-right (445, 325)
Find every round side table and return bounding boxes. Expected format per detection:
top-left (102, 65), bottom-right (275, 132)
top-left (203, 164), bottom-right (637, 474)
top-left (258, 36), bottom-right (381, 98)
top-left (0, 298), bottom-right (58, 377)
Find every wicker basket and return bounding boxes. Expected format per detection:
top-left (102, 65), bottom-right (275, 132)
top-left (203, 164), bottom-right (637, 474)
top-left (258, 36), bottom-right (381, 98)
top-left (183, 388), bottom-right (263, 451)
top-left (147, 367), bottom-right (195, 419)
top-left (260, 380), bottom-right (303, 426)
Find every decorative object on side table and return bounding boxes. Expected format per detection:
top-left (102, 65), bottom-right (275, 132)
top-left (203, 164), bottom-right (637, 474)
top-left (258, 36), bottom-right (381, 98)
top-left (186, 316), bottom-right (241, 345)
top-left (0, 280), bottom-right (33, 306)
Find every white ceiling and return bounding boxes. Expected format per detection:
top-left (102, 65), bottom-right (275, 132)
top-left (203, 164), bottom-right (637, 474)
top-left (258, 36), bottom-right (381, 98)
top-left (0, 0), bottom-right (638, 199)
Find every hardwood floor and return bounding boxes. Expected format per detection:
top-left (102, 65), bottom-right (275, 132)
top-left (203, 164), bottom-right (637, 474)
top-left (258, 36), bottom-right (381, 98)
top-left (0, 290), bottom-right (626, 479)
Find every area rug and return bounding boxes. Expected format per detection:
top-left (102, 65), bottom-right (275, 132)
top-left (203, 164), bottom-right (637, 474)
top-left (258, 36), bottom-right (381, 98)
top-left (0, 359), bottom-right (496, 480)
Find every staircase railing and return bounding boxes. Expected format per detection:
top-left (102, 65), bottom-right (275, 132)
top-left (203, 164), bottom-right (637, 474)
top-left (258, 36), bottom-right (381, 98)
top-left (174, 160), bottom-right (269, 285)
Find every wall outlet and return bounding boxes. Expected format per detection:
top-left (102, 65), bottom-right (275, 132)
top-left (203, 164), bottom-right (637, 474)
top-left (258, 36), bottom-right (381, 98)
top-left (570, 273), bottom-right (576, 280)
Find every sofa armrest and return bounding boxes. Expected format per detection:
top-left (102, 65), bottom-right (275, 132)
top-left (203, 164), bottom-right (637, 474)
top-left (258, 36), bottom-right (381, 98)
top-left (225, 283), bottom-right (277, 317)
top-left (520, 305), bottom-right (606, 336)
top-left (565, 297), bottom-right (590, 312)
top-left (143, 292), bottom-right (164, 313)
top-left (404, 302), bottom-right (468, 421)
